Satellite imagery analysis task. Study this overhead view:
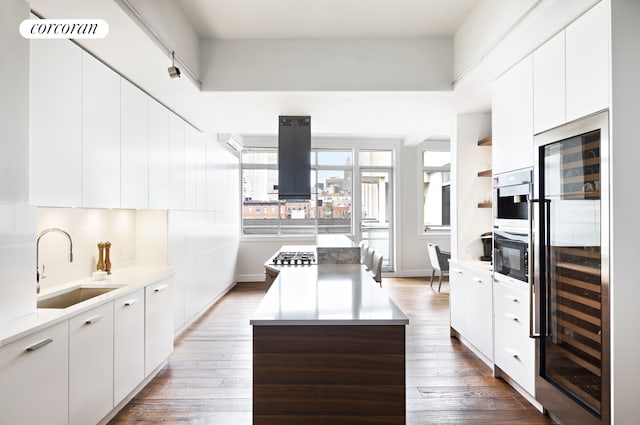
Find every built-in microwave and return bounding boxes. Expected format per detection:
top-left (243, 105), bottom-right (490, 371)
top-left (493, 229), bottom-right (528, 283)
top-left (493, 168), bottom-right (533, 227)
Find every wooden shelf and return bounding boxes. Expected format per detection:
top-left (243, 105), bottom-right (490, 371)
top-left (477, 136), bottom-right (492, 147)
top-left (477, 202), bottom-right (492, 208)
top-left (477, 169), bottom-right (492, 177)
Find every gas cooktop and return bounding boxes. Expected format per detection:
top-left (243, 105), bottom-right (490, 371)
top-left (272, 251), bottom-right (316, 266)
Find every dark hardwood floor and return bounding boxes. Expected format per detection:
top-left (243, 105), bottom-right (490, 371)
top-left (109, 277), bottom-right (556, 425)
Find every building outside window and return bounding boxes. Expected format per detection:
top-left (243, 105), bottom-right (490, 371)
top-left (422, 145), bottom-right (451, 233)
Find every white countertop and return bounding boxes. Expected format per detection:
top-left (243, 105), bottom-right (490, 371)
top-left (0, 265), bottom-right (173, 348)
top-left (251, 264), bottom-right (409, 326)
top-left (316, 234), bottom-right (357, 248)
top-left (449, 259), bottom-right (493, 274)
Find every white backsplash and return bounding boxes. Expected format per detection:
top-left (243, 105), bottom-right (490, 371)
top-left (37, 207), bottom-right (168, 291)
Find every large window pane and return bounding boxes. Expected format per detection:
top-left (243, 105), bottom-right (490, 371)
top-left (360, 150), bottom-right (393, 166)
top-left (242, 169), bottom-right (279, 234)
top-left (317, 150), bottom-right (352, 166)
top-left (317, 170), bottom-right (352, 234)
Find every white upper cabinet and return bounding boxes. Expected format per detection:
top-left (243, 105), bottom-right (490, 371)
top-left (533, 31), bottom-right (566, 134)
top-left (120, 79), bottom-right (149, 209)
top-left (82, 52), bottom-right (121, 208)
top-left (184, 124), bottom-right (198, 211)
top-left (492, 55), bottom-right (534, 174)
top-left (566, 1), bottom-right (609, 122)
top-left (168, 112), bottom-right (185, 210)
top-left (148, 100), bottom-right (170, 210)
top-left (30, 39), bottom-right (82, 207)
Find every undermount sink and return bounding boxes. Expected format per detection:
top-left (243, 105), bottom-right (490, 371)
top-left (37, 285), bottom-right (122, 309)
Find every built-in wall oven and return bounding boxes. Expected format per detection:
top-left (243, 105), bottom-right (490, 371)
top-left (493, 168), bottom-right (533, 282)
top-left (493, 230), bottom-right (528, 283)
top-left (494, 167), bottom-right (533, 228)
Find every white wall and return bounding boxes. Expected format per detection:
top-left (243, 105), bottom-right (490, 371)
top-left (200, 37), bottom-right (453, 91)
top-left (451, 113), bottom-right (492, 261)
top-left (0, 0), bottom-right (36, 323)
top-left (610, 0), bottom-right (640, 421)
top-left (36, 208), bottom-right (168, 291)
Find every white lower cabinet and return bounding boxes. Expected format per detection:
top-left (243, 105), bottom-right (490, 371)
top-left (69, 302), bottom-right (114, 425)
top-left (145, 278), bottom-right (174, 375)
top-left (0, 321), bottom-right (69, 425)
top-left (494, 276), bottom-right (535, 395)
top-left (449, 261), bottom-right (493, 362)
top-left (114, 289), bottom-right (145, 403)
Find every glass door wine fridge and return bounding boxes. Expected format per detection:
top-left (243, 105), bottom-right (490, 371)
top-left (532, 110), bottom-right (609, 425)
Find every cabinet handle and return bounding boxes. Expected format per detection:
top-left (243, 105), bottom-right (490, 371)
top-left (472, 277), bottom-right (484, 284)
top-left (505, 348), bottom-right (520, 359)
top-left (504, 313), bottom-right (520, 322)
top-left (26, 338), bottom-right (53, 352)
top-left (84, 315), bottom-right (103, 325)
top-left (450, 268), bottom-right (463, 274)
top-left (504, 295), bottom-right (519, 303)
top-left (123, 298), bottom-right (139, 307)
top-left (153, 284), bottom-right (169, 293)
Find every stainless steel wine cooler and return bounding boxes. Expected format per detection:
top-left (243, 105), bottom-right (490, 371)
top-left (531, 110), bottom-right (610, 425)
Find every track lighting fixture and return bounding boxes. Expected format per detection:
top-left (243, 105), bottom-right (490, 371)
top-left (167, 51), bottom-right (181, 79)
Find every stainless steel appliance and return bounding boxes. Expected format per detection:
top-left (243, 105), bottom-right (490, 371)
top-left (531, 110), bottom-right (609, 425)
top-left (493, 230), bottom-right (528, 283)
top-left (494, 167), bottom-right (533, 228)
top-left (272, 251), bottom-right (317, 266)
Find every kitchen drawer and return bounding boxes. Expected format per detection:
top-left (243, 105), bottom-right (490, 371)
top-left (494, 280), bottom-right (535, 394)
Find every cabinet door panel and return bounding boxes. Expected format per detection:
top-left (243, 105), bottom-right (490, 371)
top-left (0, 321), bottom-right (68, 425)
top-left (149, 100), bottom-right (169, 209)
top-left (114, 289), bottom-right (145, 402)
top-left (69, 302), bottom-right (114, 425)
top-left (121, 79), bottom-right (149, 209)
top-left (492, 55), bottom-right (534, 174)
top-left (449, 266), bottom-right (466, 335)
top-left (145, 278), bottom-right (174, 375)
top-left (534, 31), bottom-right (566, 134)
top-left (466, 271), bottom-right (493, 360)
top-left (168, 113), bottom-right (185, 210)
top-left (566, 1), bottom-right (609, 122)
top-left (82, 52), bottom-right (121, 208)
top-left (30, 39), bottom-right (82, 207)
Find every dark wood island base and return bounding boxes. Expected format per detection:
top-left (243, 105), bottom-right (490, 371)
top-left (253, 325), bottom-right (406, 425)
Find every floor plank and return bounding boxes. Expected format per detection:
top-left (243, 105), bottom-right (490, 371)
top-left (109, 278), bottom-right (556, 425)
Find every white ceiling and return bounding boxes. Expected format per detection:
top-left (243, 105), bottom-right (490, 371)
top-left (176, 0), bottom-right (480, 40)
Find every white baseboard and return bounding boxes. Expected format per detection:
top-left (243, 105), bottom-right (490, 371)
top-left (236, 273), bottom-right (265, 282)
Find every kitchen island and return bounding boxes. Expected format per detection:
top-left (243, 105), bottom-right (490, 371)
top-left (251, 263), bottom-right (409, 425)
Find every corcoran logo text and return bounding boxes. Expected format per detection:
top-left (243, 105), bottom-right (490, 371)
top-left (19, 19), bottom-right (109, 39)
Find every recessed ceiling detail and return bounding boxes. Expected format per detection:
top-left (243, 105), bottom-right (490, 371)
top-left (175, 0), bottom-right (479, 39)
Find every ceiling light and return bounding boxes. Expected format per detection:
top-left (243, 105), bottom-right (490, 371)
top-left (167, 51), bottom-right (181, 79)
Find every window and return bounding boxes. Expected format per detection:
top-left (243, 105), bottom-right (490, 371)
top-left (241, 148), bottom-right (353, 235)
top-left (422, 144), bottom-right (451, 232)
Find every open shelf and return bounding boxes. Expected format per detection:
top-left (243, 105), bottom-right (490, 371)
top-left (477, 169), bottom-right (492, 177)
top-left (477, 136), bottom-right (492, 147)
top-left (477, 202), bottom-right (492, 208)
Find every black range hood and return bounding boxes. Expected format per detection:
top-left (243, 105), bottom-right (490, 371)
top-left (278, 116), bottom-right (311, 200)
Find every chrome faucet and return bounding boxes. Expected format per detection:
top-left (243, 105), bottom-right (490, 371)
top-left (36, 228), bottom-right (74, 294)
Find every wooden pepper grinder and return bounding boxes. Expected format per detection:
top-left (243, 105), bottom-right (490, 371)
top-left (104, 241), bottom-right (112, 275)
top-left (96, 242), bottom-right (105, 271)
